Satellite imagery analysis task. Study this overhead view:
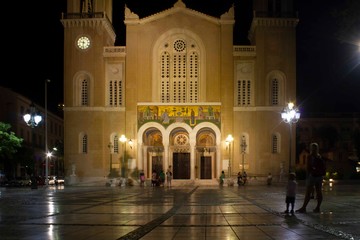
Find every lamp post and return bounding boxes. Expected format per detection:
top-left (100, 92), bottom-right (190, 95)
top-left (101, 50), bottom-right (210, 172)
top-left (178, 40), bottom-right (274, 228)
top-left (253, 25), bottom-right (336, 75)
top-left (46, 151), bottom-right (52, 184)
top-left (240, 135), bottom-right (247, 173)
top-left (23, 103), bottom-right (42, 189)
top-left (107, 142), bottom-right (113, 176)
top-left (281, 102), bottom-right (300, 173)
top-left (52, 147), bottom-right (58, 176)
top-left (119, 134), bottom-right (127, 178)
top-left (226, 134), bottom-right (234, 177)
top-left (45, 79), bottom-right (50, 186)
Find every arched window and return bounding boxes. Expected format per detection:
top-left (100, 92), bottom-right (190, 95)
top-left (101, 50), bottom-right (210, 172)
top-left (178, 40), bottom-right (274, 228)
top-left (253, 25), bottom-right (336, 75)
top-left (159, 38), bottom-right (200, 103)
top-left (267, 70), bottom-right (285, 106)
top-left (113, 135), bottom-right (119, 153)
top-left (271, 78), bottom-right (279, 105)
top-left (80, 133), bottom-right (88, 154)
top-left (81, 79), bottom-right (89, 106)
top-left (272, 133), bottom-right (280, 153)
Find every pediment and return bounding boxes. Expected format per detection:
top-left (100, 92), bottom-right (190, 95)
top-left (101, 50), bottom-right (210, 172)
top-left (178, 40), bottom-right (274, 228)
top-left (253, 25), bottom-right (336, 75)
top-left (125, 0), bottom-right (234, 26)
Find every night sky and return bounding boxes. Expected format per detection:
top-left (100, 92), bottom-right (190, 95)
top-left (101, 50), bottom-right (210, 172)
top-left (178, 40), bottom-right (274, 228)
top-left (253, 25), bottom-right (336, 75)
top-left (1, 0), bottom-right (359, 115)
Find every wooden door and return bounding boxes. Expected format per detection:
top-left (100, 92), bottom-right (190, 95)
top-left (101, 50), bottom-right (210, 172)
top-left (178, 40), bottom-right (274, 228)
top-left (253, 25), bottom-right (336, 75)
top-left (173, 153), bottom-right (190, 179)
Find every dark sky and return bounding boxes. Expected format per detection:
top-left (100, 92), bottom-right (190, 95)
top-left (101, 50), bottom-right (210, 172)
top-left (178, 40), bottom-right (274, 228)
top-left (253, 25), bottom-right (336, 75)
top-left (1, 0), bottom-right (359, 115)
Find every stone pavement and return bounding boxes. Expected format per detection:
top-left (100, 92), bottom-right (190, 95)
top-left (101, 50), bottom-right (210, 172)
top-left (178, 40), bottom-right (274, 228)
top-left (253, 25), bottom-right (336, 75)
top-left (0, 180), bottom-right (359, 240)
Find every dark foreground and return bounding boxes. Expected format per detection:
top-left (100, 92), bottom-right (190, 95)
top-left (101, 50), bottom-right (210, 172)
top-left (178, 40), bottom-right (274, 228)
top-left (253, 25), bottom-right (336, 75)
top-left (0, 181), bottom-right (359, 240)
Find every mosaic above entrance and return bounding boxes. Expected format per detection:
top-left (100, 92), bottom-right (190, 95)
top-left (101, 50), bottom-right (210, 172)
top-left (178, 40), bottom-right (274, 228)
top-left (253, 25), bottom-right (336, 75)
top-left (138, 105), bottom-right (221, 129)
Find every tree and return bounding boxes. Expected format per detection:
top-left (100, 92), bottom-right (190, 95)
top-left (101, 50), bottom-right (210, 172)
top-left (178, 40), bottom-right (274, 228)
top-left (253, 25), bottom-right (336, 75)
top-left (0, 122), bottom-right (23, 175)
top-left (0, 122), bottom-right (23, 159)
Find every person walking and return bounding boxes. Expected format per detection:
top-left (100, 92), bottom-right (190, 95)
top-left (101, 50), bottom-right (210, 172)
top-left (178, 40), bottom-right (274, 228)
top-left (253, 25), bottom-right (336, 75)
top-left (296, 142), bottom-right (326, 213)
top-left (166, 168), bottom-right (172, 187)
top-left (284, 172), bottom-right (297, 214)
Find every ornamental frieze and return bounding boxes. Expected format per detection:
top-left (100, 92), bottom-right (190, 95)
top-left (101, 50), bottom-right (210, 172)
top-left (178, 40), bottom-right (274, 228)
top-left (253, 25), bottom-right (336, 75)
top-left (137, 105), bottom-right (221, 129)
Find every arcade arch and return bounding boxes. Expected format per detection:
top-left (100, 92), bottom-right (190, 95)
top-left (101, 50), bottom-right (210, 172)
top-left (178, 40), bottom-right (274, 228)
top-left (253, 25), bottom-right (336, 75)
top-left (137, 122), bottom-right (221, 182)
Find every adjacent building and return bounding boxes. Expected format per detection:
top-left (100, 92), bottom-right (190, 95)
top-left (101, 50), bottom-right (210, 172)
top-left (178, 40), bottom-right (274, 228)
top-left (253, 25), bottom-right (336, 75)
top-left (0, 86), bottom-right (64, 179)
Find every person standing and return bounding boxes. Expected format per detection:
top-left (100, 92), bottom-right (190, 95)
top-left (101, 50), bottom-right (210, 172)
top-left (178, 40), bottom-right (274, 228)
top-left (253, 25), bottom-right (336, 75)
top-left (166, 168), bottom-right (172, 187)
top-left (237, 172), bottom-right (243, 186)
top-left (296, 142), bottom-right (326, 213)
top-left (139, 171), bottom-right (145, 187)
top-left (159, 170), bottom-right (165, 186)
top-left (242, 171), bottom-right (248, 185)
top-left (267, 172), bottom-right (273, 186)
top-left (284, 172), bottom-right (297, 214)
top-left (151, 170), bottom-right (157, 187)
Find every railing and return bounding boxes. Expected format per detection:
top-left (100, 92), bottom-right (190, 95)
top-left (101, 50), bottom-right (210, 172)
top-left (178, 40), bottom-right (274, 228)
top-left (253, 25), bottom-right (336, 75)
top-left (104, 47), bottom-right (126, 56)
top-left (233, 46), bottom-right (256, 56)
top-left (253, 11), bottom-right (298, 18)
top-left (62, 12), bottom-right (106, 20)
top-left (61, 12), bottom-right (114, 35)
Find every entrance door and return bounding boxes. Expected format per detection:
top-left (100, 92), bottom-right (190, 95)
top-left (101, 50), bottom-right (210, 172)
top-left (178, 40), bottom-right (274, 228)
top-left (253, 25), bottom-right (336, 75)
top-left (200, 156), bottom-right (212, 179)
top-left (173, 153), bottom-right (190, 179)
top-left (152, 156), bottom-right (163, 174)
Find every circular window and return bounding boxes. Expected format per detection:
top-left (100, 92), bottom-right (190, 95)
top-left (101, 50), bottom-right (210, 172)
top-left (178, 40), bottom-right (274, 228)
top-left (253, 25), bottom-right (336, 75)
top-left (174, 40), bottom-right (186, 52)
top-left (176, 134), bottom-right (188, 145)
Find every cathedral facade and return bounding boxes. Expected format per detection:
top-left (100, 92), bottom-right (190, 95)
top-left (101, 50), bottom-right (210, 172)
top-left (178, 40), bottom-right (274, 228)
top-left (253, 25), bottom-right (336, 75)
top-left (61, 0), bottom-right (298, 185)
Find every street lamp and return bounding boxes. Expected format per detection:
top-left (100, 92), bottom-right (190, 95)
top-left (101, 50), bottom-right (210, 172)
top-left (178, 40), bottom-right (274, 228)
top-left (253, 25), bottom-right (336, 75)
top-left (107, 142), bottom-right (113, 176)
top-left (23, 103), bottom-right (42, 128)
top-left (281, 102), bottom-right (300, 173)
top-left (128, 139), bottom-right (133, 149)
top-left (119, 134), bottom-right (127, 178)
top-left (226, 134), bottom-right (234, 177)
top-left (23, 103), bottom-right (42, 189)
top-left (240, 135), bottom-right (247, 173)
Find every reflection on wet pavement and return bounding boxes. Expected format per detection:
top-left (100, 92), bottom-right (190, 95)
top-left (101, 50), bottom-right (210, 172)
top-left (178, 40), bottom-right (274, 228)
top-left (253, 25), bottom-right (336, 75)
top-left (0, 181), bottom-right (359, 240)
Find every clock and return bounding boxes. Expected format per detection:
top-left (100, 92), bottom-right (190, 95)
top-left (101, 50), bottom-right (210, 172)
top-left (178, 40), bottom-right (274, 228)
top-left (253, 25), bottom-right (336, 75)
top-left (77, 36), bottom-right (91, 50)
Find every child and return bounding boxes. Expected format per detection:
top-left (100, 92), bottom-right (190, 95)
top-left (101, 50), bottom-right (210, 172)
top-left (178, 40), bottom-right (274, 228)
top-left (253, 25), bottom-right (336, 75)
top-left (285, 172), bottom-right (297, 214)
top-left (220, 171), bottom-right (225, 186)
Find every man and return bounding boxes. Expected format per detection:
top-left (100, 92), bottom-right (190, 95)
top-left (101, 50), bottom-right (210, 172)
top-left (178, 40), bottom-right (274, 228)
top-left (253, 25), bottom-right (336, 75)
top-left (296, 143), bottom-right (326, 213)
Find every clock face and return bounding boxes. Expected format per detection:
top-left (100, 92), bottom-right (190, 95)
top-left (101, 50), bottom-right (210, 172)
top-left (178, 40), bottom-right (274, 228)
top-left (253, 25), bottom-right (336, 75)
top-left (77, 36), bottom-right (90, 50)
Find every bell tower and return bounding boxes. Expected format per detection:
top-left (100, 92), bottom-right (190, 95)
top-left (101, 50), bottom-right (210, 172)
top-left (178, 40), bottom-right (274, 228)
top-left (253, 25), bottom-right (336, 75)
top-left (252, 0), bottom-right (297, 17)
top-left (249, 0), bottom-right (298, 105)
top-left (61, 0), bottom-right (115, 108)
top-left (61, 0), bottom-right (115, 182)
top-left (249, 0), bottom-right (299, 172)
